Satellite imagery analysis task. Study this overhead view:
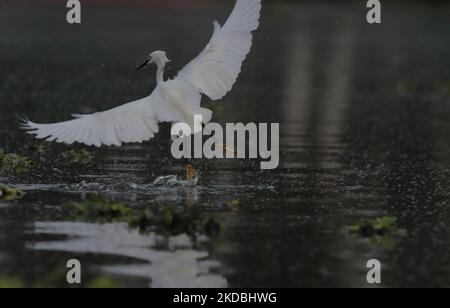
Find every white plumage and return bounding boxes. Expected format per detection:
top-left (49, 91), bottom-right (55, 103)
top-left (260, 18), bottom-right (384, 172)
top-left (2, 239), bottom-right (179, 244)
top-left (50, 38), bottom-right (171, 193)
top-left (22, 0), bottom-right (262, 147)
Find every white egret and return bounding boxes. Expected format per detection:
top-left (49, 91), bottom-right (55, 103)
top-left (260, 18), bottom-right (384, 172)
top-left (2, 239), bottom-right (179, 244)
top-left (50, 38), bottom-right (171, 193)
top-left (22, 0), bottom-right (262, 148)
top-left (153, 164), bottom-right (199, 186)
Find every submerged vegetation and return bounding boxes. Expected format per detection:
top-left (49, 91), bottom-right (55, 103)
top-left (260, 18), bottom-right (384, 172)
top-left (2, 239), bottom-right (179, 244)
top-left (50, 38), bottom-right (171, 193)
top-left (28, 144), bottom-right (95, 167)
top-left (0, 260), bottom-right (119, 288)
top-left (128, 206), bottom-right (222, 237)
top-left (85, 276), bottom-right (120, 289)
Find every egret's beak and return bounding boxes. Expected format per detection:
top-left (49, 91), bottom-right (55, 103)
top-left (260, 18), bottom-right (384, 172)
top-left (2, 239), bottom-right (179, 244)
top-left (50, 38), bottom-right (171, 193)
top-left (136, 59), bottom-right (150, 71)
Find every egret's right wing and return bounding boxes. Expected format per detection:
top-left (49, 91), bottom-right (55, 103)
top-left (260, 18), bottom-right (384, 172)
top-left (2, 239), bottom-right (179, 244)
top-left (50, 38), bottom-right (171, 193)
top-left (176, 0), bottom-right (262, 101)
top-left (22, 97), bottom-right (160, 147)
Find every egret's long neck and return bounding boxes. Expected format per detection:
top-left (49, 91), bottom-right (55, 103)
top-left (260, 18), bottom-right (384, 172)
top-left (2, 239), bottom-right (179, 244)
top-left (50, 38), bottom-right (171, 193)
top-left (156, 62), bottom-right (166, 85)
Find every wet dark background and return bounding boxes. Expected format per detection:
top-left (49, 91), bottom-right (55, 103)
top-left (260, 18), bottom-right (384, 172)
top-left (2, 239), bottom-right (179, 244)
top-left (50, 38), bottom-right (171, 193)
top-left (1, 0), bottom-right (450, 287)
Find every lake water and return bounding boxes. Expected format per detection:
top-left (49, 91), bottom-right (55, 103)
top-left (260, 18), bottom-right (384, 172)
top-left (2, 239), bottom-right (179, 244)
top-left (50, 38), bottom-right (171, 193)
top-left (1, 1), bottom-right (450, 287)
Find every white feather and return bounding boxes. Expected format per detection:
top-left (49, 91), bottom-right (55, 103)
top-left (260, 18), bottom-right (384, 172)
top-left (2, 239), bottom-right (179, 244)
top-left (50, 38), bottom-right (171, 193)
top-left (177, 0), bottom-right (262, 101)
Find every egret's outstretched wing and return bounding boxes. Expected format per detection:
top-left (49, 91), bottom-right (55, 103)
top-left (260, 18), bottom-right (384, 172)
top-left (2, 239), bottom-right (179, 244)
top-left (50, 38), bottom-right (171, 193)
top-left (22, 97), bottom-right (160, 147)
top-left (176, 0), bottom-right (262, 100)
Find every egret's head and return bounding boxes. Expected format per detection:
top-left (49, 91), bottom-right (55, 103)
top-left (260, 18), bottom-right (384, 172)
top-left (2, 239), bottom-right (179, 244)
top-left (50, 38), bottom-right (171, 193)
top-left (136, 50), bottom-right (171, 71)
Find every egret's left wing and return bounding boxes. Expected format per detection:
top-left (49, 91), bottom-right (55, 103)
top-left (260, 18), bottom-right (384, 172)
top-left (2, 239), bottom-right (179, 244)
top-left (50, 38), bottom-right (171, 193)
top-left (176, 0), bottom-right (262, 101)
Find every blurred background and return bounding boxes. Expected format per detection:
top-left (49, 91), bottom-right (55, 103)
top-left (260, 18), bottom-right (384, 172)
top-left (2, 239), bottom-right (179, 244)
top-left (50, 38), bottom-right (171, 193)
top-left (0, 0), bottom-right (450, 288)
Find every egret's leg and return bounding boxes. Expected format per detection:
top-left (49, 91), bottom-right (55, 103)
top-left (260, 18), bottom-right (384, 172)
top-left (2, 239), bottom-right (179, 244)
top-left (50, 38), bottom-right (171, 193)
top-left (202, 123), bottom-right (236, 157)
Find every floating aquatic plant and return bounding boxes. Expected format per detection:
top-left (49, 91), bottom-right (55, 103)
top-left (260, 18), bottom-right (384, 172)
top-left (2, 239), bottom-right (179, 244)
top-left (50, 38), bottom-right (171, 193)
top-left (66, 198), bottom-right (222, 237)
top-left (396, 80), bottom-right (418, 97)
top-left (0, 274), bottom-right (119, 288)
top-left (0, 277), bottom-right (25, 288)
top-left (0, 149), bottom-right (34, 176)
top-left (348, 216), bottom-right (407, 248)
top-left (67, 198), bottom-right (133, 222)
top-left (61, 148), bottom-right (94, 165)
top-left (86, 276), bottom-right (119, 289)
top-left (230, 199), bottom-right (240, 207)
top-left (31, 260), bottom-right (119, 288)
top-left (0, 184), bottom-right (25, 201)
top-left (127, 206), bottom-right (222, 237)
top-left (396, 79), bottom-right (450, 97)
